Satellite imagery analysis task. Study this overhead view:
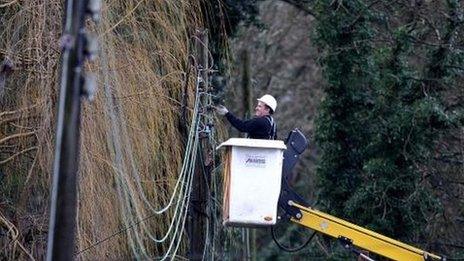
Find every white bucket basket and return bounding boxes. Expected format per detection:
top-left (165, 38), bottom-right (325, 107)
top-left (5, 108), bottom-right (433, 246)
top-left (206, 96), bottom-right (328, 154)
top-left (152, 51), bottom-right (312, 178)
top-left (217, 138), bottom-right (286, 226)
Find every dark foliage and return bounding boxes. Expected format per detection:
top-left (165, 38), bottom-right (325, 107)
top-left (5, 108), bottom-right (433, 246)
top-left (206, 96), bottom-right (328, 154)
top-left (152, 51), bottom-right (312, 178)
top-left (202, 0), bottom-right (263, 71)
top-left (314, 0), bottom-right (463, 258)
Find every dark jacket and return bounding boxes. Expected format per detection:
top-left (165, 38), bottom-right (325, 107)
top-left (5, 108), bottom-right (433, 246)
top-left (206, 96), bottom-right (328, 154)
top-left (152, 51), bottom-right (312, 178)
top-left (225, 112), bottom-right (277, 140)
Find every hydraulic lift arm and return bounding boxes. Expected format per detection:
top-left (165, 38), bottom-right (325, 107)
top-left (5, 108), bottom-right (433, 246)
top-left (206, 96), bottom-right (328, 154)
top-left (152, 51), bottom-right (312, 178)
top-left (289, 201), bottom-right (443, 261)
top-left (278, 129), bottom-right (445, 261)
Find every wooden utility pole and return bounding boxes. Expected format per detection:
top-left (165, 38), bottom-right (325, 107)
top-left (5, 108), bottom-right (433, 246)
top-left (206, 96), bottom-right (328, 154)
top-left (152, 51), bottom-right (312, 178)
top-left (241, 50), bottom-right (253, 117)
top-left (188, 29), bottom-right (210, 260)
top-left (47, 0), bottom-right (99, 260)
top-left (240, 49), bottom-right (254, 260)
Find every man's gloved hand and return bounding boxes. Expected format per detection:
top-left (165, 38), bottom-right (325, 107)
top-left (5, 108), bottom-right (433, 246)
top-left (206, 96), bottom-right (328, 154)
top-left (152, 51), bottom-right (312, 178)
top-left (215, 105), bottom-right (229, 116)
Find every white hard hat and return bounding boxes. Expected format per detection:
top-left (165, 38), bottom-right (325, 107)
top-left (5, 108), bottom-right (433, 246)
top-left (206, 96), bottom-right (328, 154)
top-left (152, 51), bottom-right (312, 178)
top-left (257, 94), bottom-right (277, 112)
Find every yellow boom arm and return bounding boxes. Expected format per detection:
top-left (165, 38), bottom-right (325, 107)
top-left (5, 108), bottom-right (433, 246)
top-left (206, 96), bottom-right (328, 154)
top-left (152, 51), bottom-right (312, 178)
top-left (288, 201), bottom-right (443, 261)
top-left (278, 129), bottom-right (444, 261)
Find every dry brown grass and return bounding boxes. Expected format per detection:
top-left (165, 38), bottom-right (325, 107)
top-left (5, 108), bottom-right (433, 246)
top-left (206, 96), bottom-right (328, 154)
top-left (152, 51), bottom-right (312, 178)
top-left (0, 0), bottom-right (226, 259)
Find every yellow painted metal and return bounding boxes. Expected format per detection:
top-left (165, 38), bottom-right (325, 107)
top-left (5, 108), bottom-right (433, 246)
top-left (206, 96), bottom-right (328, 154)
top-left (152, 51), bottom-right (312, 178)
top-left (290, 202), bottom-right (443, 261)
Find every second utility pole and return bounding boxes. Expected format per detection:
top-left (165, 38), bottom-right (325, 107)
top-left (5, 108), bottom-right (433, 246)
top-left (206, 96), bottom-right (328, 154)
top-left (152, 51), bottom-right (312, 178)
top-left (188, 29), bottom-right (210, 260)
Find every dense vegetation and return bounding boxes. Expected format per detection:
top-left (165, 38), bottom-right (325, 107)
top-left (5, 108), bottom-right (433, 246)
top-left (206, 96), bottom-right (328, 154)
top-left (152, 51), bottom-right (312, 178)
top-left (0, 1), bottom-right (206, 259)
top-left (225, 0), bottom-right (463, 260)
top-left (314, 0), bottom-right (463, 258)
top-left (0, 0), bottom-right (462, 260)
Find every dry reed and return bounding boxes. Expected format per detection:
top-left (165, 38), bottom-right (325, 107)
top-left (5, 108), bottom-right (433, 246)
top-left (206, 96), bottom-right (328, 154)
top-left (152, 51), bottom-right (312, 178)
top-left (0, 0), bottom-right (227, 259)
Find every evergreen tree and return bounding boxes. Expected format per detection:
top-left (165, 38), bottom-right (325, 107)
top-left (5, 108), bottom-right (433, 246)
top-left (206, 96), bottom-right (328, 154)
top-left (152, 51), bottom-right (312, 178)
top-left (314, 0), bottom-right (463, 250)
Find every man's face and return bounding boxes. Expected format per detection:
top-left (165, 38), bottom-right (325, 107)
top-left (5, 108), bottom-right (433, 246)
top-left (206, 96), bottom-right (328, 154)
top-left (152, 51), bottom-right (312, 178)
top-left (255, 101), bottom-right (270, 117)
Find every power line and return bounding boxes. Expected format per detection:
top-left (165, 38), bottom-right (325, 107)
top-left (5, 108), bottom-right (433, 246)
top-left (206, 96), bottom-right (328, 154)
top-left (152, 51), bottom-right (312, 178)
top-left (75, 211), bottom-right (159, 256)
top-left (77, 53), bottom-right (207, 259)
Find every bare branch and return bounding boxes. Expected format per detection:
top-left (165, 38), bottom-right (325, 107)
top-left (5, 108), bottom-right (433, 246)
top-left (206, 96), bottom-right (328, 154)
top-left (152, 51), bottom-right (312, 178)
top-left (346, 0), bottom-right (383, 29)
top-left (0, 103), bottom-right (40, 118)
top-left (0, 212), bottom-right (35, 260)
top-left (0, 146), bottom-right (38, 165)
top-left (279, 0), bottom-right (316, 17)
top-left (0, 0), bottom-right (20, 8)
top-left (0, 146), bottom-right (37, 165)
top-left (0, 131), bottom-right (36, 144)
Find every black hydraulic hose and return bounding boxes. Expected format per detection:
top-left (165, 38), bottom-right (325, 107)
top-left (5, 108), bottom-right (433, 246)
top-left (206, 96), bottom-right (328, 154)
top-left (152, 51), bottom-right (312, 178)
top-left (271, 225), bottom-right (316, 253)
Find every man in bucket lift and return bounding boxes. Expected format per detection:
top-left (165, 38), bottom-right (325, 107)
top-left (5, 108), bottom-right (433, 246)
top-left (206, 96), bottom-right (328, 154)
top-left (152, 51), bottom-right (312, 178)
top-left (215, 94), bottom-right (277, 140)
